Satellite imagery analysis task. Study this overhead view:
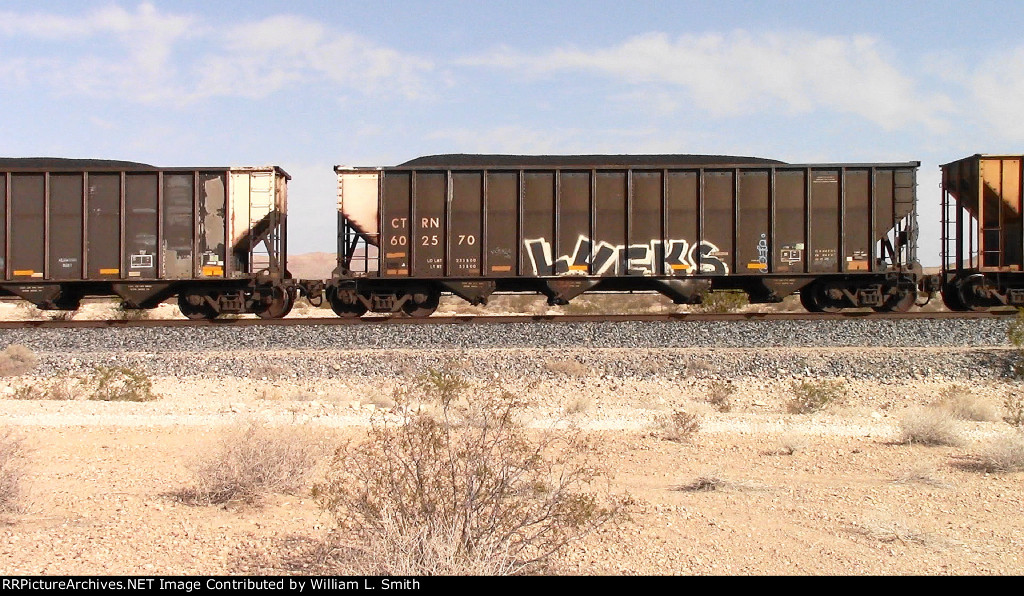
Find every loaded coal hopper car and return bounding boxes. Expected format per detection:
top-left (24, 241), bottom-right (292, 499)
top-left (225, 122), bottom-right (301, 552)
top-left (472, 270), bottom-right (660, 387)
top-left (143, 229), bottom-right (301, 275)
top-left (327, 154), bottom-right (922, 316)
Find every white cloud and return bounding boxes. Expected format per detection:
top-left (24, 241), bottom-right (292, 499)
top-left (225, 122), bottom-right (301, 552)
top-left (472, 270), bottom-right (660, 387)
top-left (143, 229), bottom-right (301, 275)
top-left (970, 47), bottom-right (1024, 140)
top-left (195, 15), bottom-right (433, 101)
top-left (424, 124), bottom-right (712, 155)
top-left (0, 3), bottom-right (432, 105)
top-left (465, 31), bottom-right (953, 131)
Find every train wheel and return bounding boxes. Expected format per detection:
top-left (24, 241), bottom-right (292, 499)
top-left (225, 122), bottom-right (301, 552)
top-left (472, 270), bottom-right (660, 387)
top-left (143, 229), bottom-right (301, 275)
top-left (177, 293), bottom-right (219, 320)
top-left (328, 288), bottom-right (368, 318)
top-left (941, 283), bottom-right (970, 312)
top-left (256, 286), bottom-right (294, 319)
top-left (401, 289), bottom-right (440, 318)
top-left (958, 276), bottom-right (1000, 312)
top-left (873, 289), bottom-right (917, 313)
top-left (799, 283), bottom-right (841, 313)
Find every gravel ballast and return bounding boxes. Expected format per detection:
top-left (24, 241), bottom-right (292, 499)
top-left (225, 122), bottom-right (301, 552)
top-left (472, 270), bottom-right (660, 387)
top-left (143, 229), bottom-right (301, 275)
top-left (0, 318), bottom-right (1018, 381)
top-left (0, 317), bottom-right (1013, 353)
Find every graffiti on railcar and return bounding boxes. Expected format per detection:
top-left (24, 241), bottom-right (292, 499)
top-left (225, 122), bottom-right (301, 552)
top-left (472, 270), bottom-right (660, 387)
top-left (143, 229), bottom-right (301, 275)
top-left (524, 236), bottom-right (729, 277)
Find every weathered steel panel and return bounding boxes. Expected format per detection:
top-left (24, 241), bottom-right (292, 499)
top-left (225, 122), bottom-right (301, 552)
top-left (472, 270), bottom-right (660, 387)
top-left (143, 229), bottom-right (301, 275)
top-left (10, 174), bottom-right (45, 278)
top-left (665, 170), bottom-right (698, 276)
top-left (124, 173), bottom-right (158, 279)
top-left (412, 171), bottom-right (446, 277)
top-left (774, 170), bottom-right (806, 273)
top-left (809, 169), bottom-right (840, 272)
top-left (594, 171), bottom-right (627, 276)
top-left (335, 171), bottom-right (380, 242)
top-left (557, 171), bottom-right (590, 275)
top-left (0, 176), bottom-right (6, 277)
top-left (356, 158), bottom-right (918, 284)
top-left (450, 171), bottom-right (482, 276)
top-left (198, 172), bottom-right (226, 278)
top-left (843, 169), bottom-right (871, 272)
top-left (738, 170), bottom-right (769, 273)
top-left (49, 173), bottom-right (83, 280)
top-left (162, 173), bottom-right (194, 279)
top-left (874, 169), bottom-right (895, 249)
top-left (629, 170), bottom-right (662, 276)
top-left (702, 171), bottom-right (734, 274)
top-left (87, 174), bottom-right (121, 278)
top-left (382, 172), bottom-right (410, 276)
top-left (485, 171), bottom-right (517, 276)
top-left (522, 172), bottom-right (554, 275)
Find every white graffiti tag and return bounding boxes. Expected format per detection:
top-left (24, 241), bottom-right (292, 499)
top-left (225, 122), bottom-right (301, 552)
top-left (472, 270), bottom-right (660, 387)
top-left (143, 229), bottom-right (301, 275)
top-left (524, 235), bottom-right (729, 276)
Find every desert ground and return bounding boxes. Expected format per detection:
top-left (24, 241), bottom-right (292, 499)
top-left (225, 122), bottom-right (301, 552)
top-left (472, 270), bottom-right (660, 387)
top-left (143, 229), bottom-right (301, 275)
top-left (0, 338), bottom-right (1022, 575)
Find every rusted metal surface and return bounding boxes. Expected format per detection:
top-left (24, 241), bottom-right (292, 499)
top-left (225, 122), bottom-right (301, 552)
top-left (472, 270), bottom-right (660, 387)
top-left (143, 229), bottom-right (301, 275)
top-left (0, 162), bottom-right (291, 312)
top-left (335, 157), bottom-right (920, 284)
top-left (940, 154), bottom-right (1024, 309)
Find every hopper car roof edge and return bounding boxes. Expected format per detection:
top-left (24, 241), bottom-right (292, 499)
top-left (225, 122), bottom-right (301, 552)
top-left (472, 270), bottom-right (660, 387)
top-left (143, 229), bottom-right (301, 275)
top-left (0, 164), bottom-right (291, 179)
top-left (940, 154), bottom-right (1024, 167)
top-left (335, 161), bottom-right (921, 171)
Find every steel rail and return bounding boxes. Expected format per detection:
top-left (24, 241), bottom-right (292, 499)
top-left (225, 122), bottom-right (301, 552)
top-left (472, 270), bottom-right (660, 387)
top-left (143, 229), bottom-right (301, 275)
top-left (0, 310), bottom-right (1016, 329)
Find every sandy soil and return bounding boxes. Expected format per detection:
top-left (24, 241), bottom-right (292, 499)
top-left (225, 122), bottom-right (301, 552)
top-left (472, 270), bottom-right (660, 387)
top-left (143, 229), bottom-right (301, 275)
top-left (1, 367), bottom-right (1022, 576)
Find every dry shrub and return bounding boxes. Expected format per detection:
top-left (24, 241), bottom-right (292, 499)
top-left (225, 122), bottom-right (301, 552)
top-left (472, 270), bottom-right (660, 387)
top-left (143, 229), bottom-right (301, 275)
top-left (314, 369), bottom-right (625, 575)
top-left (183, 422), bottom-right (322, 505)
top-left (976, 432), bottom-right (1024, 473)
top-left (544, 359), bottom-right (592, 377)
top-left (898, 406), bottom-right (963, 446)
top-left (0, 428), bottom-right (27, 512)
top-left (786, 379), bottom-right (847, 414)
top-left (658, 409), bottom-right (701, 443)
top-left (1004, 391), bottom-right (1024, 428)
top-left (564, 395), bottom-right (594, 415)
top-left (252, 363), bottom-right (289, 381)
top-left (675, 475), bottom-right (725, 492)
top-left (673, 474), bottom-right (761, 493)
top-left (0, 344), bottom-right (38, 377)
top-left (83, 365), bottom-right (157, 402)
top-left (850, 515), bottom-right (929, 545)
top-left (935, 385), bottom-right (999, 422)
top-left (10, 377), bottom-right (77, 401)
top-left (770, 431), bottom-right (806, 456)
top-left (890, 465), bottom-right (950, 488)
top-left (705, 380), bottom-right (735, 412)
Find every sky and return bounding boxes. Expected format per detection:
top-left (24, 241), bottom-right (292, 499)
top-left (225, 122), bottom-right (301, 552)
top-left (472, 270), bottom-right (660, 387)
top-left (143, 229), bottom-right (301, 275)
top-left (2, 1), bottom-right (1023, 265)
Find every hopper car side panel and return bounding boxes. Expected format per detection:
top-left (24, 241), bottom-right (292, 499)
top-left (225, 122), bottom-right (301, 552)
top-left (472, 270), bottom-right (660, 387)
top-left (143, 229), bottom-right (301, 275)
top-left (332, 159), bottom-right (922, 315)
top-left (0, 163), bottom-right (295, 318)
top-left (941, 154), bottom-right (1024, 310)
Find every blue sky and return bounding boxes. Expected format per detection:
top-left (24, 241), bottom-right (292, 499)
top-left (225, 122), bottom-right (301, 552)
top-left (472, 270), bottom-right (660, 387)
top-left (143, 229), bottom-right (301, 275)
top-left (2, 1), bottom-right (1023, 264)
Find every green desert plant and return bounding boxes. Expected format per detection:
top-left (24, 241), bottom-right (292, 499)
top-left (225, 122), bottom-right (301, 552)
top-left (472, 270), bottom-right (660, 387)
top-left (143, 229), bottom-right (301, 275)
top-left (82, 365), bottom-right (157, 402)
top-left (786, 379), bottom-right (847, 414)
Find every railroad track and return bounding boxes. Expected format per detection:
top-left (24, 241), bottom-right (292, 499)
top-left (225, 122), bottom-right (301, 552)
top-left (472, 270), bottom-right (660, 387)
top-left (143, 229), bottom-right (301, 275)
top-left (0, 309), bottom-right (1016, 329)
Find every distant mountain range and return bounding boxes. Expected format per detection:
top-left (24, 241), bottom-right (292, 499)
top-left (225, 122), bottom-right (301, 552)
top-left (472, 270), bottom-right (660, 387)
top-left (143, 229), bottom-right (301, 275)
top-left (287, 252), bottom-right (336, 280)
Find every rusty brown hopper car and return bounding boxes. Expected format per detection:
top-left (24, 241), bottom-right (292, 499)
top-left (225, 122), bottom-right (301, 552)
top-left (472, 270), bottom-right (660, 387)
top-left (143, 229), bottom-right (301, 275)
top-left (329, 154), bottom-right (922, 316)
top-left (0, 158), bottom-right (294, 319)
top-left (940, 154), bottom-right (1024, 310)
